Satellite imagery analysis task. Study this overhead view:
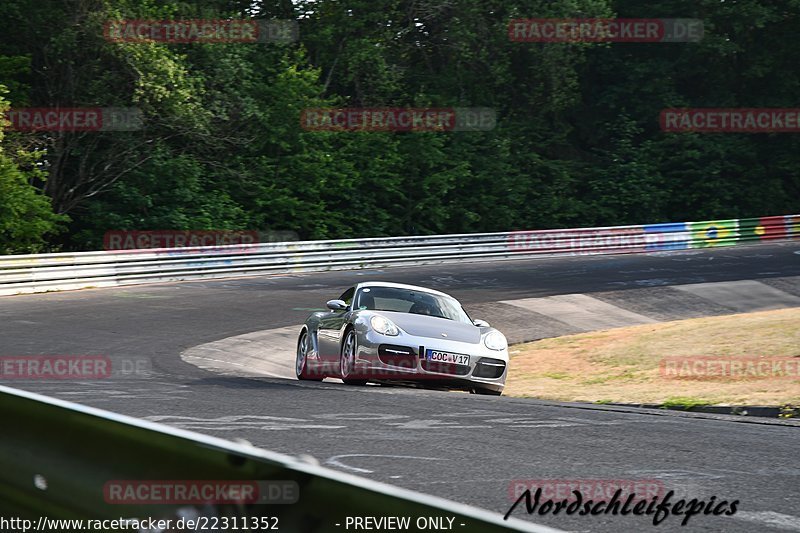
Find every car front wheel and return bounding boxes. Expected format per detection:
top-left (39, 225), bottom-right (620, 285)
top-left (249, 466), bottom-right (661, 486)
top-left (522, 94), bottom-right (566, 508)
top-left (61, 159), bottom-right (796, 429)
top-left (296, 331), bottom-right (322, 381)
top-left (340, 329), bottom-right (367, 385)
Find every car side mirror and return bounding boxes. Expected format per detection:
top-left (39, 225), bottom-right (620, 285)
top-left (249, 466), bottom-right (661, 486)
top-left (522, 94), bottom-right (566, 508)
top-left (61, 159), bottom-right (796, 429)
top-left (326, 299), bottom-right (348, 311)
top-left (473, 319), bottom-right (490, 327)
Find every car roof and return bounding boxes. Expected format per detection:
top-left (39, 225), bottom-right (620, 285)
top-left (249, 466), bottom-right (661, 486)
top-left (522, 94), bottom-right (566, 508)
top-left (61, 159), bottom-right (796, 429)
top-left (355, 281), bottom-right (453, 298)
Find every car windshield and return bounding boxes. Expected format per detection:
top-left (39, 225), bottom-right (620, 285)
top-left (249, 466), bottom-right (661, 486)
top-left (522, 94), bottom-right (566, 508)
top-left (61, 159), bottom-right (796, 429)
top-left (355, 286), bottom-right (472, 324)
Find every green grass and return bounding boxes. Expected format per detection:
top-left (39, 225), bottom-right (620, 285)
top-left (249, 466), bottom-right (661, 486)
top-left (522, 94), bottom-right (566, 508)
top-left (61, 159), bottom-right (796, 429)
top-left (660, 396), bottom-right (709, 410)
top-left (506, 307), bottom-right (800, 406)
top-left (541, 372), bottom-right (571, 380)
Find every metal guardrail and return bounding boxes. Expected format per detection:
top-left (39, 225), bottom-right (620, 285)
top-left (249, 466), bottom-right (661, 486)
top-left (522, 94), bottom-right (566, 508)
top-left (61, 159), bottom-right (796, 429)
top-left (0, 385), bottom-right (558, 532)
top-left (0, 215), bottom-right (797, 296)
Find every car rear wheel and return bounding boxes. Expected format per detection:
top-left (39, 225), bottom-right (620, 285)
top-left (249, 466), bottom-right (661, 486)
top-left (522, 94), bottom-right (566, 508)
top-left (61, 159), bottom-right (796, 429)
top-left (296, 331), bottom-right (322, 381)
top-left (340, 329), bottom-right (367, 385)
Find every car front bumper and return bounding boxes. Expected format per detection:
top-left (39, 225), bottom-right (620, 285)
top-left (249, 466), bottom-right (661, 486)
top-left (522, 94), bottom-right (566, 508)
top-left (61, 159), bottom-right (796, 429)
top-left (352, 329), bottom-right (508, 392)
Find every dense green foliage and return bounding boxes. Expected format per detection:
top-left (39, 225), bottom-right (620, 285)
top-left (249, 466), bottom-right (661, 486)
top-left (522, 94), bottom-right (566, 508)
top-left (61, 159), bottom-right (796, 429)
top-left (0, 86), bottom-right (66, 254)
top-left (0, 0), bottom-right (797, 252)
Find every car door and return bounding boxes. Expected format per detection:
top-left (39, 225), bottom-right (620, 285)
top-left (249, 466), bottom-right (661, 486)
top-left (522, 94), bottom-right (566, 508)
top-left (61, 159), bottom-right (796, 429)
top-left (317, 286), bottom-right (354, 363)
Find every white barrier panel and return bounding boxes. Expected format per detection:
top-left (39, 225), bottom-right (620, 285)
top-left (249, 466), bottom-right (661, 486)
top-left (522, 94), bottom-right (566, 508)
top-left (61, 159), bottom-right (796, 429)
top-left (0, 216), bottom-right (797, 296)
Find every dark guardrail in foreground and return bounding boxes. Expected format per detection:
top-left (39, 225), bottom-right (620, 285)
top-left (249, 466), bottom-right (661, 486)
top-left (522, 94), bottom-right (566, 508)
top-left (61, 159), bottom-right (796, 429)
top-left (0, 385), bottom-right (559, 532)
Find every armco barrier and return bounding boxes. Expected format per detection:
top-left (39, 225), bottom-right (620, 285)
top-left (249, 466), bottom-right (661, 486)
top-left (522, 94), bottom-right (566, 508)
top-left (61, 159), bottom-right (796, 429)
top-left (0, 385), bottom-right (557, 532)
top-left (0, 215), bottom-right (797, 296)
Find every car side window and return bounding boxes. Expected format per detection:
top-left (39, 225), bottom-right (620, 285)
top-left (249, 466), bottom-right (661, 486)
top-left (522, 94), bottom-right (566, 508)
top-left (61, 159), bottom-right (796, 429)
top-left (338, 287), bottom-right (355, 308)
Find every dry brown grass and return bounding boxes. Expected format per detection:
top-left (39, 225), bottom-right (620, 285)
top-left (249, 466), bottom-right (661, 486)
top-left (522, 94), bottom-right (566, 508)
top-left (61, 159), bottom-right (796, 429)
top-left (505, 307), bottom-right (800, 406)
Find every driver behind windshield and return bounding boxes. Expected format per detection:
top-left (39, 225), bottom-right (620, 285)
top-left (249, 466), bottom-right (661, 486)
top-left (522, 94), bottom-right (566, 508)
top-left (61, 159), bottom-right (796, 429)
top-left (409, 301), bottom-right (434, 315)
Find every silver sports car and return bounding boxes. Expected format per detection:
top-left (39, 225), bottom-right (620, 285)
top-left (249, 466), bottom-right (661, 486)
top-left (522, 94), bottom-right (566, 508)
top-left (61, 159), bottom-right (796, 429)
top-left (295, 281), bottom-right (508, 395)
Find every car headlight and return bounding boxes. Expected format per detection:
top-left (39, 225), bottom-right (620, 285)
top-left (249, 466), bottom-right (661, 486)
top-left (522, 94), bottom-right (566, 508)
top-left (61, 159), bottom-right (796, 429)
top-left (484, 331), bottom-right (507, 351)
top-left (371, 315), bottom-right (399, 336)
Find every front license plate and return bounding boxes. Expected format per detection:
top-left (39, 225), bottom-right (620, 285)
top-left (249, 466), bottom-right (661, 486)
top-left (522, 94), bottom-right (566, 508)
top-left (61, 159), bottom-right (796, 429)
top-left (426, 349), bottom-right (470, 365)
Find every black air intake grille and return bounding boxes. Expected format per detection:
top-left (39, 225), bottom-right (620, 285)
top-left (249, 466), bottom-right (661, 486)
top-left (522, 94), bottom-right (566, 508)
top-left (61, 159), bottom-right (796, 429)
top-left (473, 358), bottom-right (506, 379)
top-left (378, 344), bottom-right (418, 368)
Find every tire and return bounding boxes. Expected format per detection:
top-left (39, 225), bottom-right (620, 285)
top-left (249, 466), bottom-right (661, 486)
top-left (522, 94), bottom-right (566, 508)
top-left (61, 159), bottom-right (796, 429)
top-left (296, 331), bottom-right (322, 381)
top-left (471, 387), bottom-right (502, 396)
top-left (340, 329), bottom-right (367, 385)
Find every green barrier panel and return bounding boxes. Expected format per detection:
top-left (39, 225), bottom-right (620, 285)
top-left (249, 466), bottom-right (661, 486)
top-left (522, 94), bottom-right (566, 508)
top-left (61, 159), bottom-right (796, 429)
top-left (0, 386), bottom-right (558, 533)
top-left (688, 219), bottom-right (739, 248)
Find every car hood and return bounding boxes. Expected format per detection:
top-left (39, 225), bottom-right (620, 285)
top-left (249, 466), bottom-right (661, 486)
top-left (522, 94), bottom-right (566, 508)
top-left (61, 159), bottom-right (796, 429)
top-left (374, 311), bottom-right (481, 344)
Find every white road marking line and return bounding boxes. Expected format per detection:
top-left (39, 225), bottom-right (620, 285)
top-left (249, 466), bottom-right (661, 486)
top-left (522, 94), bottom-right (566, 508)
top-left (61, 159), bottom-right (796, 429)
top-left (326, 454), bottom-right (444, 474)
top-left (734, 511), bottom-right (800, 531)
top-left (146, 415), bottom-right (307, 422)
top-left (435, 411), bottom-right (514, 417)
top-left (512, 424), bottom-right (580, 428)
top-left (315, 413), bottom-right (408, 421)
top-left (555, 417), bottom-right (637, 426)
top-left (386, 419), bottom-right (490, 429)
top-left (142, 414), bottom-right (346, 431)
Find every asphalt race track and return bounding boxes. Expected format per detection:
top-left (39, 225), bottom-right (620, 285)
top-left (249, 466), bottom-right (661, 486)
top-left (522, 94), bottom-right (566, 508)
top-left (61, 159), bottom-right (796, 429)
top-left (3, 242), bottom-right (800, 532)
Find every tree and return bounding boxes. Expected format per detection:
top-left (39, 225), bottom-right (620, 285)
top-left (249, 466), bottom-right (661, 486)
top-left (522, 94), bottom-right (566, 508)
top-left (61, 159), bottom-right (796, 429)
top-left (0, 86), bottom-right (66, 254)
